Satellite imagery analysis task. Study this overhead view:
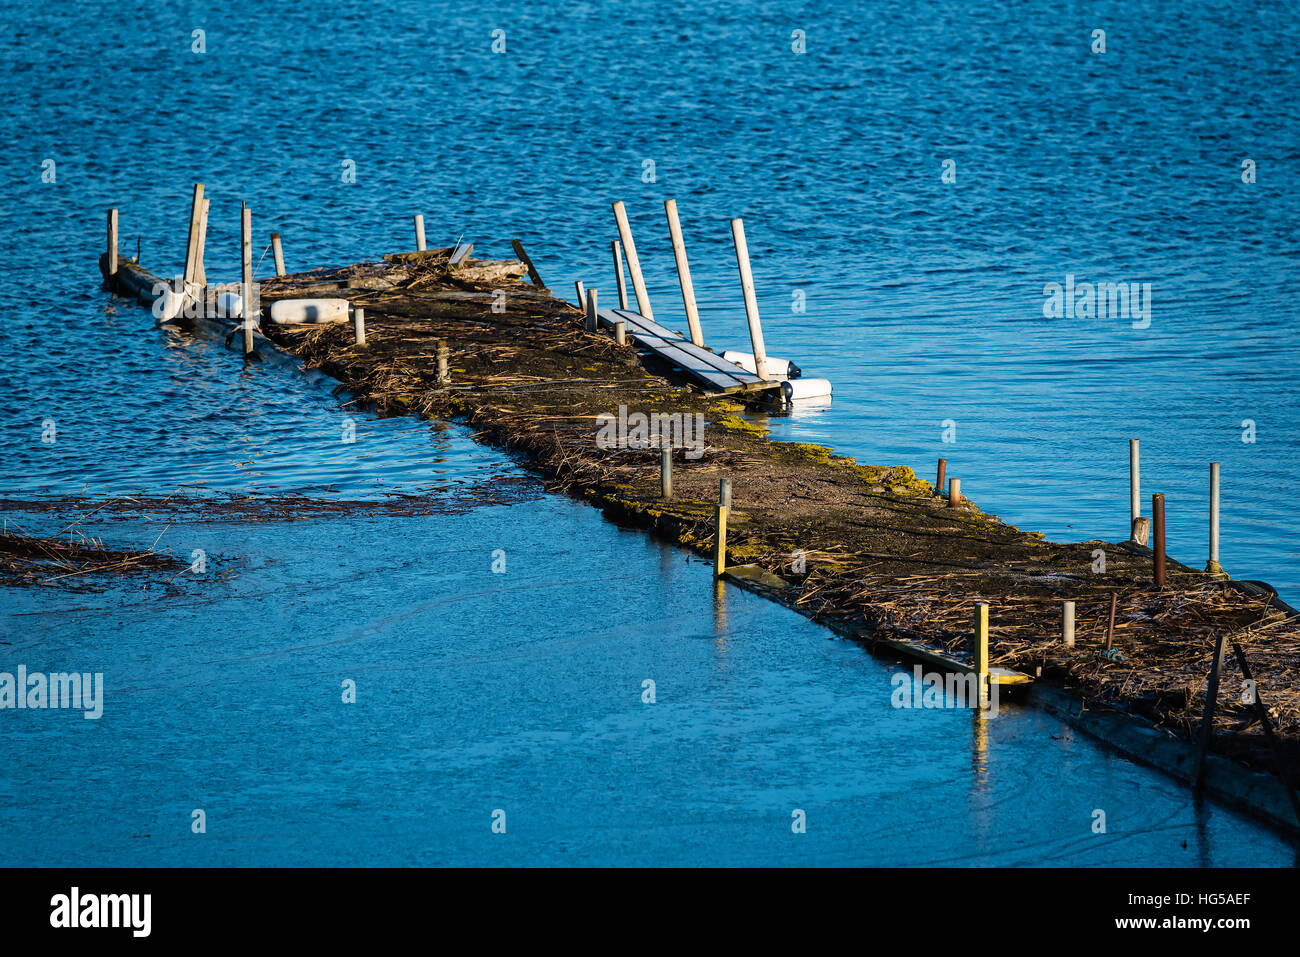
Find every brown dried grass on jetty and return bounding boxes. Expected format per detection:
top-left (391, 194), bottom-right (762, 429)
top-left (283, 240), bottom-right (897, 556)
top-left (251, 254), bottom-right (1300, 778)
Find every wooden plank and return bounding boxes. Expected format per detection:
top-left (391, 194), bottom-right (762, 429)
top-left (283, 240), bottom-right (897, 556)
top-left (511, 239), bottom-right (546, 289)
top-left (597, 307), bottom-right (770, 393)
top-left (182, 183), bottom-right (204, 297)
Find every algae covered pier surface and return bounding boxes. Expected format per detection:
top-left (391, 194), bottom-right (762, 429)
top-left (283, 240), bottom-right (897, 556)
top-left (101, 233), bottom-right (1300, 833)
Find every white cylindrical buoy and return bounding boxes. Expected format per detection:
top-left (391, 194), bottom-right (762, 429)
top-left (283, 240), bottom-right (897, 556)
top-left (268, 299), bottom-right (351, 324)
top-left (215, 291), bottom-right (243, 319)
top-left (154, 278), bottom-right (186, 322)
top-left (722, 350), bottom-right (801, 379)
top-left (780, 378), bottom-right (831, 402)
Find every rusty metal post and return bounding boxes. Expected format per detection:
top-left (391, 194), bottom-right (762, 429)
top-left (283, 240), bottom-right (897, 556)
top-left (1105, 593), bottom-right (1117, 651)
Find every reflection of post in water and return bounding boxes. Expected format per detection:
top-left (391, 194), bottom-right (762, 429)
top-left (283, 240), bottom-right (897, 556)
top-left (712, 578), bottom-right (728, 653)
top-left (972, 601), bottom-right (991, 780)
top-left (972, 700), bottom-right (989, 777)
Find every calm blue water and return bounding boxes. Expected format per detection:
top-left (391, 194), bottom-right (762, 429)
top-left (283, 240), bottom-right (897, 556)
top-left (1, 0), bottom-right (1297, 864)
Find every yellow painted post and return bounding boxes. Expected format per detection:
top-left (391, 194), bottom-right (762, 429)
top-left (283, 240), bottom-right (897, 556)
top-left (713, 504), bottom-right (728, 578)
top-left (973, 601), bottom-right (990, 707)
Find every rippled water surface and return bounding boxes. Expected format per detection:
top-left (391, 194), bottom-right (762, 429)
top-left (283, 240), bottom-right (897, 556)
top-left (1, 0), bottom-right (1297, 864)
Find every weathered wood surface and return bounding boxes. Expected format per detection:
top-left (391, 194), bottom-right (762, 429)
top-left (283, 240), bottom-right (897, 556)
top-left (597, 307), bottom-right (776, 394)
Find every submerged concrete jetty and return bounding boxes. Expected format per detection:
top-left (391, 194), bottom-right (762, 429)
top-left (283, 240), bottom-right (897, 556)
top-left (98, 194), bottom-right (1300, 836)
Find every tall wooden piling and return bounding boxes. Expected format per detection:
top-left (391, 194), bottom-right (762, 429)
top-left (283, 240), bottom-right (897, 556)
top-left (195, 198), bottom-right (210, 288)
top-left (1062, 601), bottom-right (1075, 648)
top-left (660, 447), bottom-right (672, 499)
top-left (511, 239), bottom-right (545, 289)
top-left (1132, 517), bottom-right (1150, 547)
top-left (353, 306), bottom-right (366, 347)
top-left (973, 602), bottom-right (990, 707)
top-left (1207, 462), bottom-right (1223, 576)
top-left (612, 201), bottom-right (653, 320)
top-left (241, 203), bottom-right (254, 355)
top-left (574, 280), bottom-right (586, 314)
top-left (664, 199), bottom-right (704, 347)
top-left (948, 477), bottom-right (961, 508)
top-left (585, 287), bottom-right (598, 334)
top-left (936, 458), bottom-right (946, 497)
top-left (1152, 492), bottom-right (1166, 587)
top-left (271, 232), bottom-right (285, 277)
top-left (105, 208), bottom-right (118, 281)
top-left (1129, 438), bottom-right (1141, 540)
top-left (1106, 593), bottom-right (1117, 651)
top-left (414, 214), bottom-right (426, 251)
top-left (611, 240), bottom-right (628, 310)
top-left (182, 183), bottom-right (205, 301)
top-left (729, 218), bottom-right (770, 381)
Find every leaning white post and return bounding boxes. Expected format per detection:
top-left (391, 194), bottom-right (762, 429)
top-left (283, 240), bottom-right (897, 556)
top-left (612, 201), bottom-right (653, 320)
top-left (1129, 438), bottom-right (1141, 541)
top-left (241, 204), bottom-right (254, 354)
top-left (664, 199), bottom-right (704, 347)
top-left (612, 240), bottom-right (628, 310)
top-left (729, 218), bottom-right (770, 381)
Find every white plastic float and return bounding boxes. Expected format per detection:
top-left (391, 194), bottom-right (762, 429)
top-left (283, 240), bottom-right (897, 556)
top-left (781, 378), bottom-right (832, 402)
top-left (214, 291), bottom-right (244, 320)
top-left (151, 280), bottom-right (185, 322)
top-left (268, 298), bottom-right (350, 324)
top-left (721, 350), bottom-right (801, 379)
